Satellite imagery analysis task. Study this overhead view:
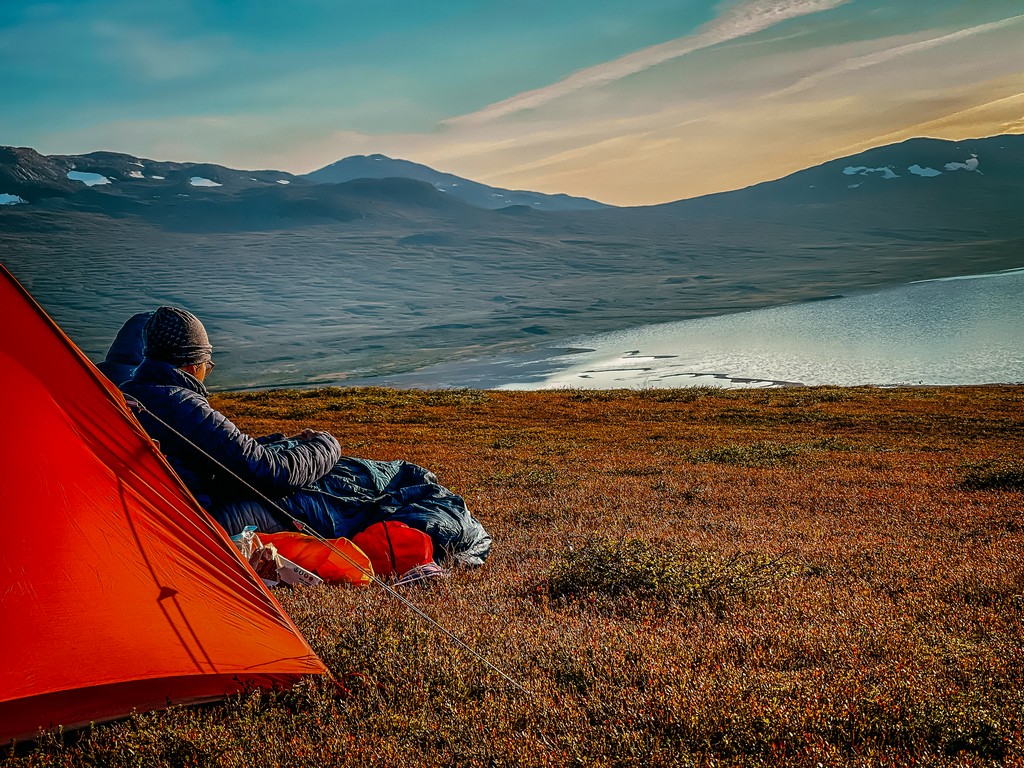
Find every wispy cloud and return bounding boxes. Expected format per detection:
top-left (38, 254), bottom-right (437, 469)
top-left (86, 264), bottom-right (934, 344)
top-left (446, 0), bottom-right (851, 127)
top-left (773, 14), bottom-right (1024, 98)
top-left (91, 19), bottom-right (228, 81)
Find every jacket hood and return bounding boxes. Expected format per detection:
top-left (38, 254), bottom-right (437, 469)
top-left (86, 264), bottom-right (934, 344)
top-left (104, 312), bottom-right (152, 365)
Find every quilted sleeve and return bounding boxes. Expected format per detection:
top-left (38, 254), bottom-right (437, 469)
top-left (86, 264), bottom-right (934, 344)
top-left (168, 393), bottom-right (342, 495)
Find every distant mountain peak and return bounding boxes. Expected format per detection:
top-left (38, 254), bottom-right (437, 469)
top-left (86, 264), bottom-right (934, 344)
top-left (304, 154), bottom-right (611, 211)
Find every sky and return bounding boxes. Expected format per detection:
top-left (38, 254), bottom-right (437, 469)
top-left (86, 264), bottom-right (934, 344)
top-left (1, 0), bottom-right (1022, 205)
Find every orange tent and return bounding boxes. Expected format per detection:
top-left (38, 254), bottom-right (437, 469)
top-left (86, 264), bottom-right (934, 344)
top-left (0, 264), bottom-right (327, 744)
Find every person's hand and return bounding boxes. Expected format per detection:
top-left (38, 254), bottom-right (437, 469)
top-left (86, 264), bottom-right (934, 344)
top-left (287, 428), bottom-right (328, 441)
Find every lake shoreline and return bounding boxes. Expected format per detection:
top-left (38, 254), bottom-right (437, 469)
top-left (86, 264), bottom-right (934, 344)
top-left (310, 267), bottom-right (1024, 392)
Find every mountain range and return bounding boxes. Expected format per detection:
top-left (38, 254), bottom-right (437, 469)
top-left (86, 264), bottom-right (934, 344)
top-left (1, 134), bottom-right (1021, 389)
top-left (0, 147), bottom-right (606, 214)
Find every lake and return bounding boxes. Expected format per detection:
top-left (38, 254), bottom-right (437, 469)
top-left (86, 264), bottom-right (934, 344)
top-left (354, 267), bottom-right (1024, 390)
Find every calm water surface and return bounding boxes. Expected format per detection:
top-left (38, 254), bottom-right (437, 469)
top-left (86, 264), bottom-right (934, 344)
top-left (365, 268), bottom-right (1024, 389)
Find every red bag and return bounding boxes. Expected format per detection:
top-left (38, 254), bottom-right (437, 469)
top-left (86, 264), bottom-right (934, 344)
top-left (259, 532), bottom-right (373, 587)
top-left (353, 521), bottom-right (434, 579)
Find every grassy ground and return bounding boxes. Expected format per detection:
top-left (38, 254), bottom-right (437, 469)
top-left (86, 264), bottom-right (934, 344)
top-left (7, 385), bottom-right (1024, 767)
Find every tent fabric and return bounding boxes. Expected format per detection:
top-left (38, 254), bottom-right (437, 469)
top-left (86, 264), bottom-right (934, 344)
top-left (0, 264), bottom-right (327, 745)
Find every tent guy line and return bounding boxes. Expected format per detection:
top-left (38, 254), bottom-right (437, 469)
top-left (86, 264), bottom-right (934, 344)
top-left (123, 393), bottom-right (534, 698)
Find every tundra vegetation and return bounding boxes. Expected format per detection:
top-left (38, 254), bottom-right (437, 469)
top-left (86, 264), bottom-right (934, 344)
top-left (7, 385), bottom-right (1023, 767)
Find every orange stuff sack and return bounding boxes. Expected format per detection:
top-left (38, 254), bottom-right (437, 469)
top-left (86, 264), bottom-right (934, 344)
top-left (353, 521), bottom-right (434, 579)
top-left (259, 532), bottom-right (373, 587)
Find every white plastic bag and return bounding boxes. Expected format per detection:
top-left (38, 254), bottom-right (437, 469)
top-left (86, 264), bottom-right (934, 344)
top-left (230, 526), bottom-right (323, 588)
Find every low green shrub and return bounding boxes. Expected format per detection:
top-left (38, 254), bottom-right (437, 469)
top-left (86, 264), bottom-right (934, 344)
top-left (959, 458), bottom-right (1024, 491)
top-left (546, 537), bottom-right (796, 610)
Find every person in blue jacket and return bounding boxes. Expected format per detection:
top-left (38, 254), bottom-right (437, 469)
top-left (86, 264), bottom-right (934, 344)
top-left (121, 306), bottom-right (491, 566)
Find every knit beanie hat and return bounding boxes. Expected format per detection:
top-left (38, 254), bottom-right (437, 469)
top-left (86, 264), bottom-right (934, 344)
top-left (143, 306), bottom-right (213, 366)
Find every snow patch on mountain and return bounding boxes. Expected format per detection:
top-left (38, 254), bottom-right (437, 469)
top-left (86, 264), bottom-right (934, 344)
top-left (189, 176), bottom-right (222, 187)
top-left (843, 166), bottom-right (899, 179)
top-left (0, 193), bottom-right (27, 205)
top-left (67, 171), bottom-right (111, 186)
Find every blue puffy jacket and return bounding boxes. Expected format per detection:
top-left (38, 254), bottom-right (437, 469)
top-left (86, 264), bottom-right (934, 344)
top-left (122, 359), bottom-right (492, 564)
top-left (122, 359), bottom-right (343, 531)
